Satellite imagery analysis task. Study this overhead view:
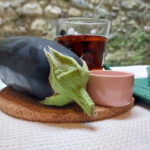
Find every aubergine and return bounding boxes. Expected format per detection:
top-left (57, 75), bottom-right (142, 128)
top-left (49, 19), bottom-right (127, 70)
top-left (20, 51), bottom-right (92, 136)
top-left (0, 36), bottom-right (82, 99)
top-left (0, 36), bottom-right (96, 116)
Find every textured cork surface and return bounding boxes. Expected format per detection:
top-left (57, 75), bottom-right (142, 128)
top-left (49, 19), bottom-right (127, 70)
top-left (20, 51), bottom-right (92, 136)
top-left (0, 87), bottom-right (134, 123)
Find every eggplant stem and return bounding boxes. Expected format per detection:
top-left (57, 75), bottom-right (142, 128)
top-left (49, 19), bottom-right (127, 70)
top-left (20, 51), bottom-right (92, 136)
top-left (72, 88), bottom-right (96, 117)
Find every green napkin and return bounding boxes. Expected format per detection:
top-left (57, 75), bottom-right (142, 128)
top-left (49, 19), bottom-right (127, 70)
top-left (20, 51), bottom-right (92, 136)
top-left (103, 64), bottom-right (150, 105)
top-left (133, 66), bottom-right (150, 104)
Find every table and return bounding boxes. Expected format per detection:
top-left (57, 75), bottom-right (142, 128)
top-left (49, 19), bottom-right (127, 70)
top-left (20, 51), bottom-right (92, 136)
top-left (0, 65), bottom-right (150, 150)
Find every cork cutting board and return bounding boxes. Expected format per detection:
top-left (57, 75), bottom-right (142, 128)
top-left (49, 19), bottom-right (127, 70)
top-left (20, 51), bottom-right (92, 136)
top-left (0, 87), bottom-right (134, 123)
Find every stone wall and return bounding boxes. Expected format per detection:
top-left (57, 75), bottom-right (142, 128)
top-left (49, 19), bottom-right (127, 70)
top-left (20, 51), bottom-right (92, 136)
top-left (0, 0), bottom-right (150, 65)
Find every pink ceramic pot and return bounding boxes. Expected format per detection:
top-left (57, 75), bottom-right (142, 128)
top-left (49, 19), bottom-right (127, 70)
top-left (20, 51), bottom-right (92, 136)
top-left (87, 70), bottom-right (134, 107)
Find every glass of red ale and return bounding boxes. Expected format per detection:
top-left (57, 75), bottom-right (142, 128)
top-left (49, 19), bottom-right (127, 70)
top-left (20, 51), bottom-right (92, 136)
top-left (56, 18), bottom-right (110, 70)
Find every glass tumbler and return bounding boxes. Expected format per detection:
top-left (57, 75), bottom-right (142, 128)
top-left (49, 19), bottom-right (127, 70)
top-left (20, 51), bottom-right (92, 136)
top-left (56, 18), bottom-right (110, 70)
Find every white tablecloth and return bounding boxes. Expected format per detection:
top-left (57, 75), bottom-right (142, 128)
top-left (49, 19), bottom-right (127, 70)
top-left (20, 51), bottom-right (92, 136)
top-left (0, 65), bottom-right (150, 150)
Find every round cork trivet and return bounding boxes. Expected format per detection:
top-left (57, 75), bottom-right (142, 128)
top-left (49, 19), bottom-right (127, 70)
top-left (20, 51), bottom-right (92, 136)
top-left (0, 87), bottom-right (134, 123)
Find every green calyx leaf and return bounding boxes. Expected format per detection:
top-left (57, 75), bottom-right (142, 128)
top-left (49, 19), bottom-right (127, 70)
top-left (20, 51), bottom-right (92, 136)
top-left (40, 46), bottom-right (96, 117)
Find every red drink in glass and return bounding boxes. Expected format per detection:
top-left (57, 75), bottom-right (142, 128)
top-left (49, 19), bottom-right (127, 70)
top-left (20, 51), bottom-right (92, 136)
top-left (56, 18), bottom-right (110, 70)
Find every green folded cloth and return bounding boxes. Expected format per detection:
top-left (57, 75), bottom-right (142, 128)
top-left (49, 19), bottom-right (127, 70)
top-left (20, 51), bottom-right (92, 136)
top-left (103, 64), bottom-right (150, 105)
top-left (103, 64), bottom-right (111, 70)
top-left (133, 66), bottom-right (150, 104)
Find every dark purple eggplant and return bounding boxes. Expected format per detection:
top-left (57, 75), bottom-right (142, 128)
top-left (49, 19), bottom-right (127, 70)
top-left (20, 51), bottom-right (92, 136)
top-left (0, 36), bottom-right (83, 99)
